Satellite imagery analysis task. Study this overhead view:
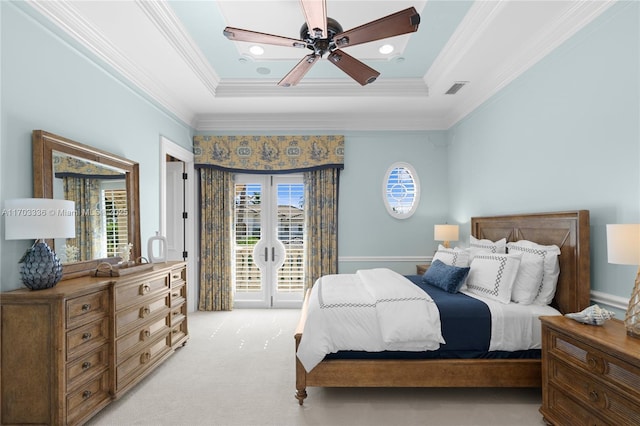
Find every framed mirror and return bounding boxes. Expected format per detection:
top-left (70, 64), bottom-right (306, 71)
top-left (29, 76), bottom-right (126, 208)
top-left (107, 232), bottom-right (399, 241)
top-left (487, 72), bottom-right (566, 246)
top-left (32, 130), bottom-right (141, 267)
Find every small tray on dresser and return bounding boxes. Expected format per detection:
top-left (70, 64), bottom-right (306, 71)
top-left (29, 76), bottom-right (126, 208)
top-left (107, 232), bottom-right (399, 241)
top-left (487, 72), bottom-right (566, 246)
top-left (95, 262), bottom-right (154, 277)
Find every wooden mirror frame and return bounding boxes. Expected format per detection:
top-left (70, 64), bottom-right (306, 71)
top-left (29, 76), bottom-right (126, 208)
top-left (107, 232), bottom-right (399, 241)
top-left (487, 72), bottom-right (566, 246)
top-left (32, 130), bottom-right (141, 273)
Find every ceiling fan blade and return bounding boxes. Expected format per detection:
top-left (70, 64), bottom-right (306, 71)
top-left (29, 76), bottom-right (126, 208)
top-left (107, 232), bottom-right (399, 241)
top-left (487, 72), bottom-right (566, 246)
top-left (327, 49), bottom-right (380, 86)
top-left (278, 54), bottom-right (319, 87)
top-left (299, 0), bottom-right (327, 38)
top-left (333, 7), bottom-right (421, 49)
top-left (223, 27), bottom-right (307, 49)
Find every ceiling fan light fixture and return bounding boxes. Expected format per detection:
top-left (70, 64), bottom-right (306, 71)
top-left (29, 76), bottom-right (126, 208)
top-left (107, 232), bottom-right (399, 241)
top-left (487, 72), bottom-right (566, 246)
top-left (249, 45), bottom-right (264, 56)
top-left (379, 44), bottom-right (394, 55)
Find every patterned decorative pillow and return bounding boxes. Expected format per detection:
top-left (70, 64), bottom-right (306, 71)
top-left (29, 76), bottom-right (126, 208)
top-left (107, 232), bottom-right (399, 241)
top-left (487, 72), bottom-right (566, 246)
top-left (432, 245), bottom-right (471, 267)
top-left (466, 253), bottom-right (522, 304)
top-left (422, 259), bottom-right (471, 294)
top-left (469, 236), bottom-right (507, 258)
top-left (507, 240), bottom-right (560, 305)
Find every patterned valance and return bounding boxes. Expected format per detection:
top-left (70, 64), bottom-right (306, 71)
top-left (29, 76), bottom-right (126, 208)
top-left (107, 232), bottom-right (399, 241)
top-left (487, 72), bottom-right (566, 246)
top-left (193, 135), bottom-right (344, 173)
top-left (53, 154), bottom-right (125, 180)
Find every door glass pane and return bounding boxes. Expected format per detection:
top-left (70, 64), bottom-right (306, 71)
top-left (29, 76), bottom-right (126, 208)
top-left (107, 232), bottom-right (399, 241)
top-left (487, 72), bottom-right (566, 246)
top-left (234, 183), bottom-right (262, 292)
top-left (276, 183), bottom-right (304, 292)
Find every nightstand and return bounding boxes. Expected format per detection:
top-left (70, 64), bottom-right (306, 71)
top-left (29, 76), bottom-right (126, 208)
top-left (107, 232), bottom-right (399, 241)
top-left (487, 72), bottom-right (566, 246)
top-left (416, 264), bottom-right (430, 275)
top-left (540, 315), bottom-right (640, 425)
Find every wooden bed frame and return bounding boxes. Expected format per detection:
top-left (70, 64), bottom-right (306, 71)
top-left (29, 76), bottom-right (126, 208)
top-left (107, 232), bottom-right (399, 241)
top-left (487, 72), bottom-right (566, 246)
top-left (294, 210), bottom-right (590, 404)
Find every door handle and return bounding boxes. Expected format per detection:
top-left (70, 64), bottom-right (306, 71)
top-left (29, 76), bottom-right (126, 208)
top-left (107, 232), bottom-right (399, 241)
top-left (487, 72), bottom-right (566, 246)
top-left (272, 247), bottom-right (275, 263)
top-left (264, 247), bottom-right (269, 262)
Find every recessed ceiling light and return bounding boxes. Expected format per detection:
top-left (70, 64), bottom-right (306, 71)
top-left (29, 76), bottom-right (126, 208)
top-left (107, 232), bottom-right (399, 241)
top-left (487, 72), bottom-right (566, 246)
top-left (256, 67), bottom-right (271, 75)
top-left (249, 45), bottom-right (264, 55)
top-left (379, 44), bottom-right (394, 55)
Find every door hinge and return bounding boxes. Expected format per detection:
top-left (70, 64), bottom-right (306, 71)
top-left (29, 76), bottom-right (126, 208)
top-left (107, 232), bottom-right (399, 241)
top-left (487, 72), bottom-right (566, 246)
top-left (182, 212), bottom-right (188, 219)
top-left (182, 172), bottom-right (188, 180)
top-left (182, 251), bottom-right (188, 259)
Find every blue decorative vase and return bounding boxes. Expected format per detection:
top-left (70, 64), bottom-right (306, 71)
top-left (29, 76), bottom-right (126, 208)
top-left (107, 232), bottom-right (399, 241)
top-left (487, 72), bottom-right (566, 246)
top-left (19, 242), bottom-right (63, 290)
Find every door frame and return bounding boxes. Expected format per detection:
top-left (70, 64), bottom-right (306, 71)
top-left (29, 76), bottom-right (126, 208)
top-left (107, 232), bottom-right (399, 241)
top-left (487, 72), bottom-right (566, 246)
top-left (160, 136), bottom-right (197, 313)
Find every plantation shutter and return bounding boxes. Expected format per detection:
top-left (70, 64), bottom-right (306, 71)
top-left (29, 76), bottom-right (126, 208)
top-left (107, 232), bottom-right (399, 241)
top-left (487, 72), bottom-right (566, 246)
top-left (104, 189), bottom-right (129, 257)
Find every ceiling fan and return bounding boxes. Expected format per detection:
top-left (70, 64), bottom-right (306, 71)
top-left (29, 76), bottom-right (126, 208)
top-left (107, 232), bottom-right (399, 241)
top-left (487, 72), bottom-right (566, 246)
top-left (223, 1), bottom-right (421, 87)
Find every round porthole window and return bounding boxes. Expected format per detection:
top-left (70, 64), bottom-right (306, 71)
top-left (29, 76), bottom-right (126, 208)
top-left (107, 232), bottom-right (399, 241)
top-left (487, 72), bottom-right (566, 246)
top-left (383, 162), bottom-right (420, 219)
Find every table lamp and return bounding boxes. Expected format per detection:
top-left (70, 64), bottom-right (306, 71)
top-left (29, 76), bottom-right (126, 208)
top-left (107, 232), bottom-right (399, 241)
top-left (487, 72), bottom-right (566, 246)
top-left (4, 198), bottom-right (76, 290)
top-left (434, 224), bottom-right (459, 248)
top-left (606, 224), bottom-right (640, 338)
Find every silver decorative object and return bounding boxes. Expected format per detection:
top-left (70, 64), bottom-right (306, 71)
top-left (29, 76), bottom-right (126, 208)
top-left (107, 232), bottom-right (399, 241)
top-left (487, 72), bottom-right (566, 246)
top-left (565, 304), bottom-right (615, 326)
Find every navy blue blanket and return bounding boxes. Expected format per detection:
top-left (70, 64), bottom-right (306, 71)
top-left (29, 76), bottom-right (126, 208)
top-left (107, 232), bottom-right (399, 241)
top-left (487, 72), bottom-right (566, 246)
top-left (325, 275), bottom-right (540, 360)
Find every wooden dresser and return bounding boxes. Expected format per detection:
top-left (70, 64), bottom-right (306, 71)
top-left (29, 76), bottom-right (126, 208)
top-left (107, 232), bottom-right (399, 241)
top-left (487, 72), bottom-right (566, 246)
top-left (0, 261), bottom-right (188, 425)
top-left (540, 315), bottom-right (640, 425)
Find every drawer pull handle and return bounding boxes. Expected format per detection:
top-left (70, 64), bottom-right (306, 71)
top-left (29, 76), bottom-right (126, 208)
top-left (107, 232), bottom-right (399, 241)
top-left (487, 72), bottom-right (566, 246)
top-left (589, 390), bottom-right (599, 402)
top-left (140, 284), bottom-right (151, 295)
top-left (172, 292), bottom-right (179, 297)
top-left (141, 329), bottom-right (151, 340)
top-left (82, 361), bottom-right (92, 370)
top-left (140, 352), bottom-right (151, 364)
top-left (81, 303), bottom-right (91, 312)
top-left (82, 332), bottom-right (92, 340)
top-left (140, 307), bottom-right (151, 318)
top-left (82, 390), bottom-right (92, 399)
top-left (172, 274), bottom-right (180, 280)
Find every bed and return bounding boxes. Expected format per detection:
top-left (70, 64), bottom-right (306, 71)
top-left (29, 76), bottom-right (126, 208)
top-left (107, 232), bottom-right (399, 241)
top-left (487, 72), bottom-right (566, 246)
top-left (294, 210), bottom-right (590, 404)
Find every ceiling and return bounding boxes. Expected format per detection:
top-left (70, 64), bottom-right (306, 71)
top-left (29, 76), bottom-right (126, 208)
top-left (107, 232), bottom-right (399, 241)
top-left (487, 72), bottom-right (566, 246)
top-left (24, 0), bottom-right (615, 131)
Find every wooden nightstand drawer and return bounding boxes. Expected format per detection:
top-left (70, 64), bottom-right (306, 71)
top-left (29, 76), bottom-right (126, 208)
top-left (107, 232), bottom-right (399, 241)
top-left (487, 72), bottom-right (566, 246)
top-left (546, 385), bottom-right (608, 426)
top-left (549, 329), bottom-right (640, 401)
top-left (549, 357), bottom-right (640, 425)
top-left (66, 289), bottom-right (109, 329)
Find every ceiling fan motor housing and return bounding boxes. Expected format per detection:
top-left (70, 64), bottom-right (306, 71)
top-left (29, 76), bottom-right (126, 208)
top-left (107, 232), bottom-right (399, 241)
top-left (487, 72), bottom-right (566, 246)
top-left (300, 17), bottom-right (343, 57)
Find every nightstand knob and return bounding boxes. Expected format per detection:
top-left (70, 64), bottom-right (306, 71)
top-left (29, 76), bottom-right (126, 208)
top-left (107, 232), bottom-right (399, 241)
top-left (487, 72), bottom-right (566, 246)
top-left (588, 390), bottom-right (599, 402)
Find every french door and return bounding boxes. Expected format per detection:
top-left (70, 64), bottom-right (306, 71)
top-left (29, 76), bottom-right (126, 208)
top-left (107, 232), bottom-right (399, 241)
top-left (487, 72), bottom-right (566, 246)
top-left (233, 174), bottom-right (305, 308)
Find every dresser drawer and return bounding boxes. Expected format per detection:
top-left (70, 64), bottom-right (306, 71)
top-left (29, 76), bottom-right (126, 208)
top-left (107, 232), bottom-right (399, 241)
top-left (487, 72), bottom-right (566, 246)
top-left (66, 344), bottom-right (109, 392)
top-left (170, 282), bottom-right (186, 308)
top-left (66, 317), bottom-right (110, 360)
top-left (545, 385), bottom-right (610, 426)
top-left (66, 370), bottom-right (111, 426)
top-left (170, 267), bottom-right (186, 285)
top-left (115, 293), bottom-right (170, 338)
top-left (66, 289), bottom-right (109, 329)
top-left (116, 334), bottom-right (171, 391)
top-left (549, 329), bottom-right (640, 401)
top-left (549, 357), bottom-right (640, 425)
top-left (116, 314), bottom-right (171, 359)
top-left (115, 273), bottom-right (169, 310)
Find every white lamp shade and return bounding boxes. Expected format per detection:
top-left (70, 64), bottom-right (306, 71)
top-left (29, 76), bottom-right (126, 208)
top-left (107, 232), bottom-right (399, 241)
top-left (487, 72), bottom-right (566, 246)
top-left (4, 198), bottom-right (76, 240)
top-left (606, 224), bottom-right (640, 266)
top-left (434, 224), bottom-right (459, 242)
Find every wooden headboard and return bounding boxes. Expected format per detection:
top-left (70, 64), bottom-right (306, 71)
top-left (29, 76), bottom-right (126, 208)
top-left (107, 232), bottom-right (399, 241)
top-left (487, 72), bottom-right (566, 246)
top-left (471, 210), bottom-right (590, 314)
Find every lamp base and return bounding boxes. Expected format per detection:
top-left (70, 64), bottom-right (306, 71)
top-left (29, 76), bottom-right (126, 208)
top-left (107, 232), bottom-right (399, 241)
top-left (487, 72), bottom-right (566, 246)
top-left (18, 241), bottom-right (63, 290)
top-left (624, 267), bottom-right (640, 338)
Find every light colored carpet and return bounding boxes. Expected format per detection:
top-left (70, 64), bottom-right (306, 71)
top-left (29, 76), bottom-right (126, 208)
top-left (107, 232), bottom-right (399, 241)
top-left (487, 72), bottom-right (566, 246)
top-left (88, 309), bottom-right (547, 426)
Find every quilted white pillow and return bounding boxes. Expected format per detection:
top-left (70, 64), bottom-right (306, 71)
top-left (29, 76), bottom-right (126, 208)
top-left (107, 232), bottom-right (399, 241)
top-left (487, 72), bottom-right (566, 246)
top-left (466, 253), bottom-right (522, 304)
top-left (507, 240), bottom-right (561, 305)
top-left (469, 236), bottom-right (507, 257)
top-left (432, 245), bottom-right (471, 267)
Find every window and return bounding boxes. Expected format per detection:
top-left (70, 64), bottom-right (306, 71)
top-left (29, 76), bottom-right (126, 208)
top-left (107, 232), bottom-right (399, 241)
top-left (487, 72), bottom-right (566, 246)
top-left (103, 188), bottom-right (129, 257)
top-left (383, 162), bottom-right (420, 219)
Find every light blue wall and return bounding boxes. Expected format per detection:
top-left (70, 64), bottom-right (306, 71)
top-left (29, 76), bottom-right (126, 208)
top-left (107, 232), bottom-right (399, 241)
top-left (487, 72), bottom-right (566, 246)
top-left (446, 1), bottom-right (640, 315)
top-left (1, 2), bottom-right (193, 291)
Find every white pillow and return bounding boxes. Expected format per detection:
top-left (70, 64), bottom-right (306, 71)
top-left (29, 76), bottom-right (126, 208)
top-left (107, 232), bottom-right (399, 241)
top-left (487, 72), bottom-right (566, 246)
top-left (506, 243), bottom-right (544, 304)
top-left (433, 245), bottom-right (471, 267)
top-left (466, 253), bottom-right (522, 304)
top-left (469, 236), bottom-right (507, 257)
top-left (507, 240), bottom-right (561, 305)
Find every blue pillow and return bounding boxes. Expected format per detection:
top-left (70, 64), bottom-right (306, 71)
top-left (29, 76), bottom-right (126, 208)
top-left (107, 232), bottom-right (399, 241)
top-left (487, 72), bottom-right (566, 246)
top-left (422, 259), bottom-right (470, 294)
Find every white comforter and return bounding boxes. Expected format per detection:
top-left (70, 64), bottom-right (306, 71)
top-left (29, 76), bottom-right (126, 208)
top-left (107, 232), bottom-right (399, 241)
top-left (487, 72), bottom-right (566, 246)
top-left (296, 268), bottom-right (444, 372)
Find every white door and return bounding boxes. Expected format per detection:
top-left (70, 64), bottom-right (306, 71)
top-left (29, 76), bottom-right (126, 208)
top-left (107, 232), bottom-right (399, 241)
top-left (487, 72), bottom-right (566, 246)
top-left (165, 161), bottom-right (185, 260)
top-left (233, 174), bottom-right (305, 308)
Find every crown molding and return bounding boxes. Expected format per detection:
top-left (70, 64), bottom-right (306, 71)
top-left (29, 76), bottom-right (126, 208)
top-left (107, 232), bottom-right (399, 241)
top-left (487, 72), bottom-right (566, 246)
top-left (135, 0), bottom-right (220, 96)
top-left (432, 0), bottom-right (617, 129)
top-left (215, 78), bottom-right (428, 98)
top-left (193, 111), bottom-right (446, 132)
top-left (25, 0), bottom-right (195, 125)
